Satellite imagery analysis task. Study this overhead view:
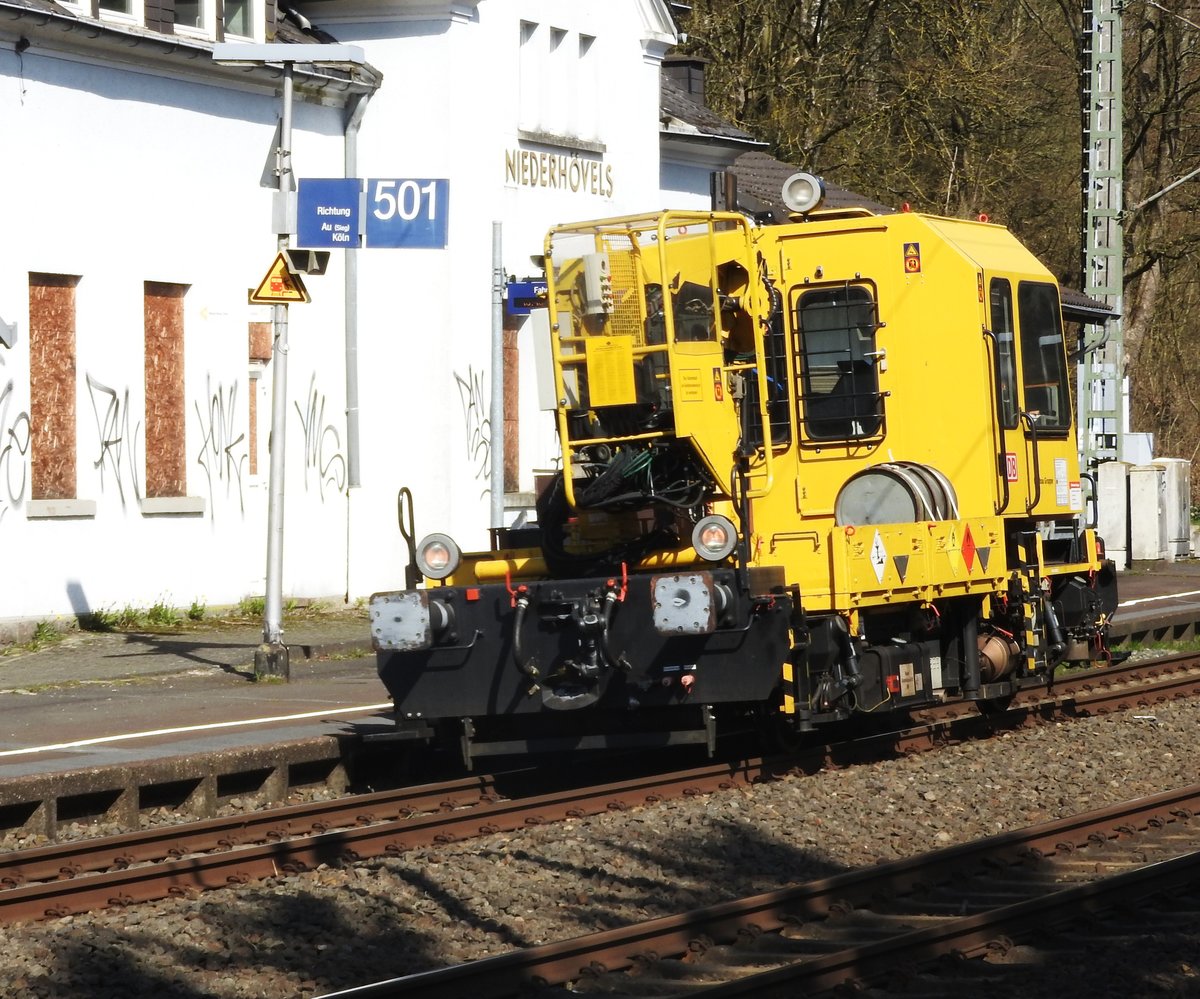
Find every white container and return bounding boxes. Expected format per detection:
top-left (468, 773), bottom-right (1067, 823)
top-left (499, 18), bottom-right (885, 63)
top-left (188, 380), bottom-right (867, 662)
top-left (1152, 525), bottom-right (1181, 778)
top-left (1153, 457), bottom-right (1192, 559)
top-left (1096, 460), bottom-right (1132, 569)
top-left (1130, 464), bottom-right (1169, 561)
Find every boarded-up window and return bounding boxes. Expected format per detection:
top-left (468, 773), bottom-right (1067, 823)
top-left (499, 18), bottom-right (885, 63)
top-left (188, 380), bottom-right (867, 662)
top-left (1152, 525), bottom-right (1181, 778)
top-left (248, 372), bottom-right (260, 476)
top-left (144, 282), bottom-right (188, 498)
top-left (248, 321), bottom-right (271, 477)
top-left (29, 273), bottom-right (80, 501)
top-left (503, 325), bottom-right (519, 492)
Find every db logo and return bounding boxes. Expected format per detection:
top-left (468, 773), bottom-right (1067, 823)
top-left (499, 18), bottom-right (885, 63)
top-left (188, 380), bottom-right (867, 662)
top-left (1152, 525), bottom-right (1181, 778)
top-left (1005, 452), bottom-right (1019, 482)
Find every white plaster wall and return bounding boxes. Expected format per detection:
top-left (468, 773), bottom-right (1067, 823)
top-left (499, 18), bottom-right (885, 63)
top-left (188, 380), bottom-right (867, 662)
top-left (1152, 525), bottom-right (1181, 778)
top-left (0, 0), bottom-right (681, 621)
top-left (329, 0), bottom-right (676, 598)
top-left (660, 157), bottom-right (720, 210)
top-left (0, 44), bottom-right (351, 621)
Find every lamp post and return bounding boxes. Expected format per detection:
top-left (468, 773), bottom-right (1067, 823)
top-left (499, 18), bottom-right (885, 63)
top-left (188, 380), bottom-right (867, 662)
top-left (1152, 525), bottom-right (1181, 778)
top-left (212, 43), bottom-right (375, 678)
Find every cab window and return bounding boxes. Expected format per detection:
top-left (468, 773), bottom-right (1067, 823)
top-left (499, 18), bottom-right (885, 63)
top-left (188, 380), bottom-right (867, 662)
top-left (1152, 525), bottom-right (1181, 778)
top-left (795, 285), bottom-right (882, 441)
top-left (989, 278), bottom-right (1019, 430)
top-left (1017, 282), bottom-right (1070, 432)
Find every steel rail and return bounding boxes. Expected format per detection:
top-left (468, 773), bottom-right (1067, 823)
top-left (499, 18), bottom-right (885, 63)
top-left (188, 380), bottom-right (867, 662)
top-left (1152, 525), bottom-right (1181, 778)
top-left (321, 783), bottom-right (1200, 997)
top-left (0, 759), bottom-right (783, 922)
top-left (0, 772), bottom-right (504, 887)
top-left (3, 657), bottom-right (1197, 926)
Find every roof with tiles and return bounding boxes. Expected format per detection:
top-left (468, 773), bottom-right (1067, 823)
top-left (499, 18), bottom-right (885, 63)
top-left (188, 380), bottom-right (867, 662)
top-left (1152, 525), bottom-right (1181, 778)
top-left (729, 149), bottom-right (896, 221)
top-left (658, 98), bottom-right (1111, 322)
top-left (660, 75), bottom-right (761, 146)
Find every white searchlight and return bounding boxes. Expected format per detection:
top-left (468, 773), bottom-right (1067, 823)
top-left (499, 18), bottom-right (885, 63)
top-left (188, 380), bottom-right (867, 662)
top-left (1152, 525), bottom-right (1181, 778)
top-left (781, 172), bottom-right (826, 215)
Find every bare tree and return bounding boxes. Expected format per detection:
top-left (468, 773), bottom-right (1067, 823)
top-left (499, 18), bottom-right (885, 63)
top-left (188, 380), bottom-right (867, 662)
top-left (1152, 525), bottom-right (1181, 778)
top-left (683, 0), bottom-right (1081, 276)
top-left (685, 0), bottom-right (1200, 495)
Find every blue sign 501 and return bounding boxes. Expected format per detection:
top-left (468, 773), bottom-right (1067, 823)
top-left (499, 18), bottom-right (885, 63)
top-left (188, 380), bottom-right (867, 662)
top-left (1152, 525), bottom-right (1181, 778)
top-left (366, 179), bottom-right (449, 249)
top-left (297, 178), bottom-right (450, 250)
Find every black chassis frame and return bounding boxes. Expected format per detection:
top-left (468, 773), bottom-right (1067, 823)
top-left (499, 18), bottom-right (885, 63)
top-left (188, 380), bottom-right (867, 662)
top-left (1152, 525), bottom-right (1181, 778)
top-left (376, 570), bottom-right (793, 729)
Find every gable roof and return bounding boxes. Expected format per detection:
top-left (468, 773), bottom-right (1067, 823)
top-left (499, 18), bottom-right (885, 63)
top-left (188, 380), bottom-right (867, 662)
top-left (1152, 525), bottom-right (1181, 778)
top-left (722, 155), bottom-right (1113, 325)
top-left (730, 149), bottom-right (895, 221)
top-left (660, 75), bottom-right (762, 148)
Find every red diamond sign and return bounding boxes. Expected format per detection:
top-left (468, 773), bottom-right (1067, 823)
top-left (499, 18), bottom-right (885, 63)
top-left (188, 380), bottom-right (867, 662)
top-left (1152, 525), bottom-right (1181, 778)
top-left (961, 524), bottom-right (976, 573)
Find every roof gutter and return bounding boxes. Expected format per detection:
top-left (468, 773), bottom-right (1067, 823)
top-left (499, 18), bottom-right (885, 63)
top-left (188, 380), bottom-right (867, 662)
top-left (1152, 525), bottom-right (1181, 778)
top-left (0, 2), bottom-right (381, 102)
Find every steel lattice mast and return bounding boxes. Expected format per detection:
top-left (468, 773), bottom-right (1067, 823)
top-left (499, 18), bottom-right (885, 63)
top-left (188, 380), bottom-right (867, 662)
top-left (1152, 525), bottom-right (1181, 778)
top-left (1078, 0), bottom-right (1124, 469)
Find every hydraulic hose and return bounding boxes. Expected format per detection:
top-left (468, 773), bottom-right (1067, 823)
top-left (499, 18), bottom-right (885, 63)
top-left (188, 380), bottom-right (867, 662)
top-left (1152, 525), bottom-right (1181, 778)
top-left (511, 593), bottom-right (539, 682)
top-left (599, 591), bottom-right (632, 672)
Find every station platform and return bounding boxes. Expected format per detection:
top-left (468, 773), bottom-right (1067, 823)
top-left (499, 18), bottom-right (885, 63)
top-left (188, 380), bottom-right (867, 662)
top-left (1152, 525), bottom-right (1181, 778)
top-left (0, 561), bottom-right (1195, 785)
top-left (1107, 558), bottom-right (1200, 644)
top-left (0, 616), bottom-right (389, 784)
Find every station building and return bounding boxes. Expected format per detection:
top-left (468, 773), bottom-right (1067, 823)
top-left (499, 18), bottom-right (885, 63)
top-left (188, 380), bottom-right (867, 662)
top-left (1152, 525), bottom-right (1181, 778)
top-left (0, 0), bottom-right (765, 629)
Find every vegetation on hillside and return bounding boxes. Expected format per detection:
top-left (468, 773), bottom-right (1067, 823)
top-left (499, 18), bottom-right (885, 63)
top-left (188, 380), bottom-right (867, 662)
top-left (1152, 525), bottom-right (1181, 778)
top-left (681, 1), bottom-right (1200, 484)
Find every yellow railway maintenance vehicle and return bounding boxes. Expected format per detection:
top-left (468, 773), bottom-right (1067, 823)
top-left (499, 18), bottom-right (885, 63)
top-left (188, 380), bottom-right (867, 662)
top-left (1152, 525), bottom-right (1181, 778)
top-left (371, 177), bottom-right (1118, 765)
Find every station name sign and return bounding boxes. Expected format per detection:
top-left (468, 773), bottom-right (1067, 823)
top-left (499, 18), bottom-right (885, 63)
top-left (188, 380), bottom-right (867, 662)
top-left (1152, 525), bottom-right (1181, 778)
top-left (504, 149), bottom-right (613, 198)
top-left (297, 178), bottom-right (450, 250)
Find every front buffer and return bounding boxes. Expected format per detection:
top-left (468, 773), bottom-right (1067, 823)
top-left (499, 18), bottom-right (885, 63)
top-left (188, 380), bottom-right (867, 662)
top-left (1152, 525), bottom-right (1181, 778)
top-left (371, 569), bottom-right (791, 763)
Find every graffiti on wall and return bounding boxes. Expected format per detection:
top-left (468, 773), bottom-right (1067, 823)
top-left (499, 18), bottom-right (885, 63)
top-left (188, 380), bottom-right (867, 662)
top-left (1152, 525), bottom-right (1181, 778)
top-left (454, 366), bottom-right (491, 497)
top-left (0, 379), bottom-right (30, 523)
top-left (85, 373), bottom-right (143, 505)
top-left (295, 372), bottom-right (346, 502)
top-left (194, 377), bottom-right (247, 519)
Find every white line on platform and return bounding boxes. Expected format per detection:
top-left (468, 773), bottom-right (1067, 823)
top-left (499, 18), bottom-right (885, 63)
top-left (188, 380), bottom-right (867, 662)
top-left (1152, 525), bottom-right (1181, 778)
top-left (1119, 589), bottom-right (1200, 608)
top-left (0, 701), bottom-right (395, 758)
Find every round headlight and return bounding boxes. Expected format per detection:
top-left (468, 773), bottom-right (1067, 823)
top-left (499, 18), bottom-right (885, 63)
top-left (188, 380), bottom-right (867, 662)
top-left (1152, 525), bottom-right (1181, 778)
top-left (781, 171), bottom-right (826, 214)
top-left (416, 533), bottom-right (462, 580)
top-left (692, 515), bottom-right (738, 562)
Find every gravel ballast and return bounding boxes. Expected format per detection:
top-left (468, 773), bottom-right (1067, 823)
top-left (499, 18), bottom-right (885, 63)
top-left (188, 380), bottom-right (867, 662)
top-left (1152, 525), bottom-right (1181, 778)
top-left (3, 697), bottom-right (1199, 997)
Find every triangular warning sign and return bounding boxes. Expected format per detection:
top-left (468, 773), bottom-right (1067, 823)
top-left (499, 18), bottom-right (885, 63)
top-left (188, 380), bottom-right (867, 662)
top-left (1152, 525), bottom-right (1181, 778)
top-left (250, 253), bottom-right (309, 304)
top-left (893, 554), bottom-right (909, 583)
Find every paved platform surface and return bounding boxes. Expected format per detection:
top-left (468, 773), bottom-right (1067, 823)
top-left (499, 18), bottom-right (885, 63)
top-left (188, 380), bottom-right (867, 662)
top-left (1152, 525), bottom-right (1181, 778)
top-left (1111, 559), bottom-right (1200, 628)
top-left (0, 615), bottom-right (391, 779)
top-left (0, 562), bottom-right (1194, 778)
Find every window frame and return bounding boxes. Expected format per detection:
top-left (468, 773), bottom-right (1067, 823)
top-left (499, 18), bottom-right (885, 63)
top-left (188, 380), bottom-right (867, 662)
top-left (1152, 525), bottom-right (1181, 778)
top-left (988, 277), bottom-right (1020, 430)
top-left (1016, 280), bottom-right (1072, 436)
top-left (94, 0), bottom-right (145, 28)
top-left (791, 280), bottom-right (885, 444)
top-left (68, 0), bottom-right (260, 41)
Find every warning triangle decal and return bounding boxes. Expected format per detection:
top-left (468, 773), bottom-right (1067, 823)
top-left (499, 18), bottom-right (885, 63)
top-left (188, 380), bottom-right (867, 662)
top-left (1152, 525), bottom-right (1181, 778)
top-left (977, 546), bottom-right (990, 573)
top-left (893, 554), bottom-right (909, 583)
top-left (250, 253), bottom-right (310, 304)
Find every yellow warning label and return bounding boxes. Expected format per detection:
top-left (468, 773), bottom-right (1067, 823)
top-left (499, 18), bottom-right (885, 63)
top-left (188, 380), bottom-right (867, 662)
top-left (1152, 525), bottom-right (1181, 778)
top-left (678, 368), bottom-right (704, 402)
top-left (585, 336), bottom-right (636, 407)
top-left (903, 241), bottom-right (922, 274)
top-left (250, 253), bottom-right (310, 304)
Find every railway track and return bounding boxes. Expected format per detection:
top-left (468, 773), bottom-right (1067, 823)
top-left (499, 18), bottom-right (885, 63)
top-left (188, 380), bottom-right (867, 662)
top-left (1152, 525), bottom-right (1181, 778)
top-left (1, 653), bottom-right (1197, 928)
top-left (324, 783), bottom-right (1200, 998)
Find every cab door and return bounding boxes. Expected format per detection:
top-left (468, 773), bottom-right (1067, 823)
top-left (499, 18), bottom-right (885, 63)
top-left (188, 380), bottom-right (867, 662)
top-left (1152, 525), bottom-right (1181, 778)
top-left (987, 277), bottom-right (1081, 518)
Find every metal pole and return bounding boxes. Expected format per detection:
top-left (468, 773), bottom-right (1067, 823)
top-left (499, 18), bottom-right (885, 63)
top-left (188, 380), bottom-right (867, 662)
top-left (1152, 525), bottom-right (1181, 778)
top-left (344, 92), bottom-right (369, 491)
top-left (343, 93), bottom-right (369, 606)
top-left (258, 62), bottom-right (294, 677)
top-left (490, 221), bottom-right (505, 533)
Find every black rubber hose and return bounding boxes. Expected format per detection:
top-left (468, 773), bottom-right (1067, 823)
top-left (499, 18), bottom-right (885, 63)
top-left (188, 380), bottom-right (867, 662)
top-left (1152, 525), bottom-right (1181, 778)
top-left (598, 592), bottom-right (631, 672)
top-left (511, 596), bottom-right (538, 679)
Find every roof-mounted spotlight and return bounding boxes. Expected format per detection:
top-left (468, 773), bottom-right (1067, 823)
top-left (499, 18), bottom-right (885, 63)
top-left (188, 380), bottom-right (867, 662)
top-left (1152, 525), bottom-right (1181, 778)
top-left (782, 172), bottom-right (826, 215)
